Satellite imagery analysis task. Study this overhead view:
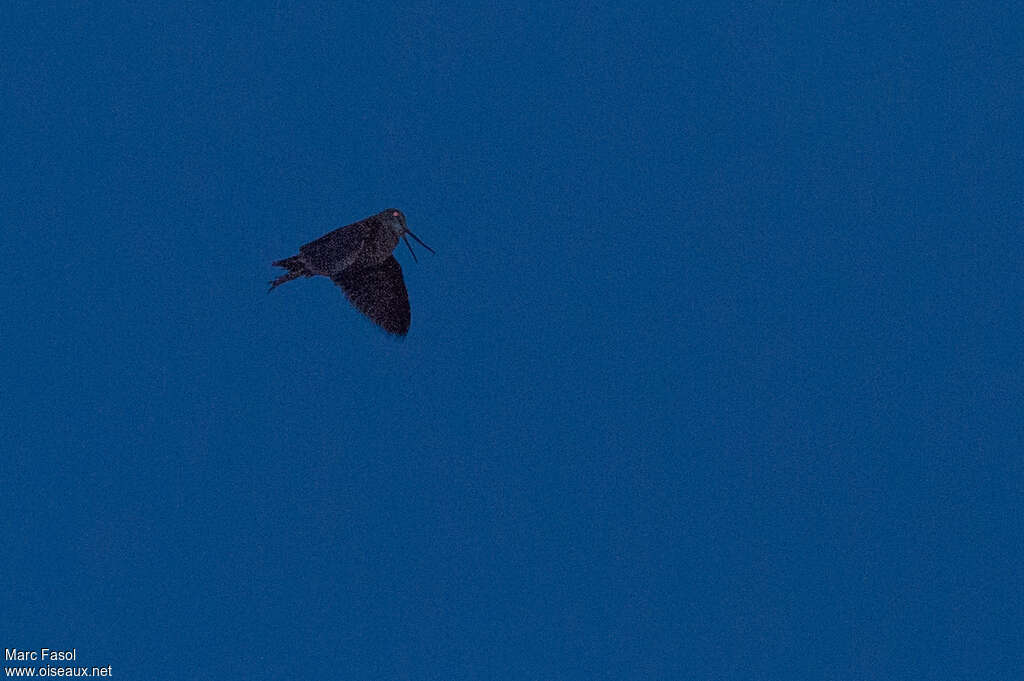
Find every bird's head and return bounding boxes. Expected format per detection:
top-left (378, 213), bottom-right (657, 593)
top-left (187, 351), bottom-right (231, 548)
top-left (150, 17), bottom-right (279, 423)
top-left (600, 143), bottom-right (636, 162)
top-left (380, 208), bottom-right (435, 263)
top-left (381, 208), bottom-right (407, 235)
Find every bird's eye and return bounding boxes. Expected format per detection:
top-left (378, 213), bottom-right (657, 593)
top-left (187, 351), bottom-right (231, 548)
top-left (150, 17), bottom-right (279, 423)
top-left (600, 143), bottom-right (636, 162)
top-left (392, 211), bottom-right (399, 217)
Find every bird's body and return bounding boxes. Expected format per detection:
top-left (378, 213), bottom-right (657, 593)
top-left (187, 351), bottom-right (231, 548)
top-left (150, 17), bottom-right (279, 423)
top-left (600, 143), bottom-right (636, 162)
top-left (269, 209), bottom-right (433, 336)
top-left (298, 210), bottom-right (403, 275)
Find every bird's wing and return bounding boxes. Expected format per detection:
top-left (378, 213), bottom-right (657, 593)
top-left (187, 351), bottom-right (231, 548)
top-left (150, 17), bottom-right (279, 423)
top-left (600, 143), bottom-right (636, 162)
top-left (331, 256), bottom-right (411, 336)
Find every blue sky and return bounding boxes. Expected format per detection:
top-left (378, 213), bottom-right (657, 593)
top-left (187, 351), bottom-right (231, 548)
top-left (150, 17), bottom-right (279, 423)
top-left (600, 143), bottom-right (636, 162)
top-left (2, 3), bottom-right (1021, 679)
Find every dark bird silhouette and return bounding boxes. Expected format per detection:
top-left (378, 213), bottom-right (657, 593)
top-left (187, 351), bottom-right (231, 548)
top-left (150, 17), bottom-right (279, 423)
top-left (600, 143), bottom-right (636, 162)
top-left (270, 209), bottom-right (434, 336)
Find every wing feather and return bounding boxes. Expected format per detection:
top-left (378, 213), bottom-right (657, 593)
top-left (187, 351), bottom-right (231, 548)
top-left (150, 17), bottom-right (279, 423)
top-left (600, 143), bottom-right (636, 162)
top-left (331, 256), bottom-right (411, 336)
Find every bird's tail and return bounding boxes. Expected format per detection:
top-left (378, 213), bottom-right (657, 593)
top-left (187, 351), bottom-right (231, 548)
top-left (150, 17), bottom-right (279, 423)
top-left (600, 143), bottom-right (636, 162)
top-left (268, 256), bottom-right (308, 292)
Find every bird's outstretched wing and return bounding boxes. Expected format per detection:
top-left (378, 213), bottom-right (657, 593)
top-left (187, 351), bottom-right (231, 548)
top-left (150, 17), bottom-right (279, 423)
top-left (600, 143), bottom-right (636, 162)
top-left (331, 256), bottom-right (411, 336)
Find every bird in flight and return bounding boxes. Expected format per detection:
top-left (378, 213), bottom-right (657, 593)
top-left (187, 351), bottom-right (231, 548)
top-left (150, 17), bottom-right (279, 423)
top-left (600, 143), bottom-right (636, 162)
top-left (269, 209), bottom-right (434, 336)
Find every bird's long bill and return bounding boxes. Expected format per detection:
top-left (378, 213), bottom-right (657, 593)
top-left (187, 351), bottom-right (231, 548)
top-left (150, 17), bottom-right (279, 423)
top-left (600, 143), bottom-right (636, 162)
top-left (402, 234), bottom-right (419, 263)
top-left (405, 228), bottom-right (436, 254)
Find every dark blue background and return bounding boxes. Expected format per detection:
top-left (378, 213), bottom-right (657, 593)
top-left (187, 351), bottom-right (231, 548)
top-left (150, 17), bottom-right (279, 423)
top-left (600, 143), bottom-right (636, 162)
top-left (3, 3), bottom-right (1021, 678)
